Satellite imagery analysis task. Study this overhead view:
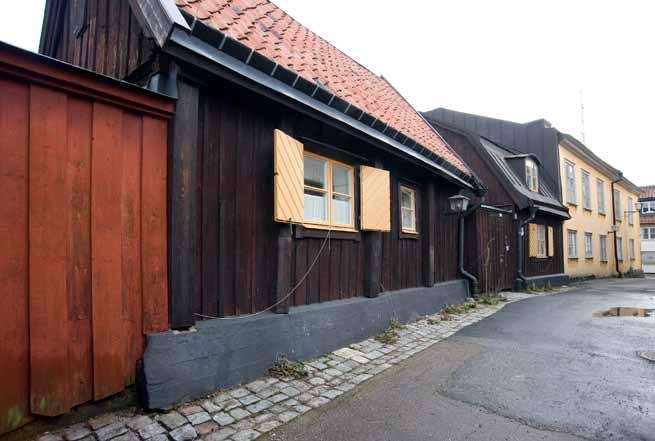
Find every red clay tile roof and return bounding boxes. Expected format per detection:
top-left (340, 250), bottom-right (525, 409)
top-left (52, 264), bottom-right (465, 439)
top-left (640, 185), bottom-right (655, 200)
top-left (175, 0), bottom-right (471, 176)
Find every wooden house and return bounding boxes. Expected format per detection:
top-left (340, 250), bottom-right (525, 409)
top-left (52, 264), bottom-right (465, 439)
top-left (38, 0), bottom-right (486, 409)
top-left (423, 119), bottom-right (570, 292)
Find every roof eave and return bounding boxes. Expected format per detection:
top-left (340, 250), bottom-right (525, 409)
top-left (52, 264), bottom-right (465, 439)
top-left (163, 26), bottom-right (480, 191)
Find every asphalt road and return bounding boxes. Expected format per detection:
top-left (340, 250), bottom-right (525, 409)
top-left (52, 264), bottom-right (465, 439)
top-left (265, 277), bottom-right (655, 441)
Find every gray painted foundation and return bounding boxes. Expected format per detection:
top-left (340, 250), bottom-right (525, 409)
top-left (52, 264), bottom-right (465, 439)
top-left (140, 279), bottom-right (469, 409)
top-left (523, 273), bottom-right (569, 288)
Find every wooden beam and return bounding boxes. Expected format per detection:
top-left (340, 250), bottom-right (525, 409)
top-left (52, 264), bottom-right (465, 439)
top-left (423, 180), bottom-right (436, 287)
top-left (128, 0), bottom-right (190, 48)
top-left (275, 224), bottom-right (293, 314)
top-left (362, 158), bottom-right (384, 298)
top-left (169, 77), bottom-right (200, 328)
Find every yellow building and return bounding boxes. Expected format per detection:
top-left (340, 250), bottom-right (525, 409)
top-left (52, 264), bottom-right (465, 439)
top-left (559, 135), bottom-right (642, 278)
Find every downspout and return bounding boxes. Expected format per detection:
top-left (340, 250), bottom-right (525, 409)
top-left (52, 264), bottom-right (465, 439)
top-left (611, 176), bottom-right (623, 278)
top-left (459, 204), bottom-right (480, 296)
top-left (515, 206), bottom-right (538, 290)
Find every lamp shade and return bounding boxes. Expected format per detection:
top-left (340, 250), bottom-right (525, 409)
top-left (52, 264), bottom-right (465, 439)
top-left (448, 194), bottom-right (470, 214)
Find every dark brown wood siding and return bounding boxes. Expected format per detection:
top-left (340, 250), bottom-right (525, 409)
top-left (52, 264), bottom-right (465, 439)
top-left (523, 213), bottom-right (565, 278)
top-left (40, 0), bottom-right (155, 80)
top-left (171, 74), bottom-right (463, 322)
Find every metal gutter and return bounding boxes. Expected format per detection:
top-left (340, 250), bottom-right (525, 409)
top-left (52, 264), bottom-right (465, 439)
top-left (164, 25), bottom-right (478, 191)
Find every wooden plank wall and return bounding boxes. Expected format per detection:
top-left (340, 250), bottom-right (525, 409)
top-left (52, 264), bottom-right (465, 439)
top-left (524, 213), bottom-right (564, 278)
top-left (0, 72), bottom-right (169, 434)
top-left (189, 79), bottom-right (462, 319)
top-left (43, 0), bottom-right (154, 80)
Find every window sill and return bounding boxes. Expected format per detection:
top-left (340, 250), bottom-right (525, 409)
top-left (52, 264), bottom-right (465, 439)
top-left (568, 257), bottom-right (579, 260)
top-left (583, 207), bottom-right (592, 212)
top-left (601, 260), bottom-right (608, 264)
top-left (585, 257), bottom-right (594, 260)
top-left (567, 201), bottom-right (578, 207)
top-left (399, 229), bottom-right (419, 240)
top-left (295, 225), bottom-right (361, 241)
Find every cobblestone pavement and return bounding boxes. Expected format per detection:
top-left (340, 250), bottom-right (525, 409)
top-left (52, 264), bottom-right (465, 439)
top-left (36, 292), bottom-right (552, 441)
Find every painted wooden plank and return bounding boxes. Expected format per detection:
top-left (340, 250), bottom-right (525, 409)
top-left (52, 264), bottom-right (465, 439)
top-left (0, 78), bottom-right (32, 433)
top-left (273, 129), bottom-right (304, 224)
top-left (66, 97), bottom-right (94, 406)
top-left (141, 116), bottom-right (169, 333)
top-left (91, 102), bottom-right (125, 400)
top-left (28, 85), bottom-right (71, 416)
top-left (236, 111), bottom-right (255, 315)
top-left (121, 112), bottom-right (143, 384)
top-left (360, 166), bottom-right (390, 232)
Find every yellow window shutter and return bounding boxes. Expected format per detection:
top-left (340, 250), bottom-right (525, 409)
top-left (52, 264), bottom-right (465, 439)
top-left (548, 226), bottom-right (555, 257)
top-left (273, 129), bottom-right (304, 223)
top-left (528, 223), bottom-right (538, 258)
top-left (360, 165), bottom-right (390, 231)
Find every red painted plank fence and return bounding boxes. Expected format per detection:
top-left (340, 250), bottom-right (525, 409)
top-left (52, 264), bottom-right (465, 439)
top-left (0, 42), bottom-right (173, 435)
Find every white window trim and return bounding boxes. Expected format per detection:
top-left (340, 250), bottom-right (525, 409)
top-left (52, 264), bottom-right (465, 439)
top-left (537, 224), bottom-right (547, 258)
top-left (567, 229), bottom-right (578, 258)
top-left (581, 170), bottom-right (592, 210)
top-left (629, 239), bottom-right (636, 260)
top-left (565, 160), bottom-right (577, 205)
top-left (584, 232), bottom-right (593, 259)
top-left (399, 184), bottom-right (418, 234)
top-left (617, 237), bottom-right (624, 261)
top-left (597, 178), bottom-right (606, 215)
top-left (525, 159), bottom-right (539, 192)
top-left (600, 235), bottom-right (608, 262)
top-left (627, 197), bottom-right (634, 225)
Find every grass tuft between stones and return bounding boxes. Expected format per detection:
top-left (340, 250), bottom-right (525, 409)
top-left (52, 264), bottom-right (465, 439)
top-left (269, 355), bottom-right (308, 379)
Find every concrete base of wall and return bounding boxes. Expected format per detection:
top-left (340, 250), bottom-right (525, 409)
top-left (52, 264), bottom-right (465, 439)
top-left (139, 279), bottom-right (469, 409)
top-left (514, 273), bottom-right (570, 291)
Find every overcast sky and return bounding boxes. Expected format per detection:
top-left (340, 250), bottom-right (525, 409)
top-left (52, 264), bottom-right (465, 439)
top-left (1, 0), bottom-right (652, 186)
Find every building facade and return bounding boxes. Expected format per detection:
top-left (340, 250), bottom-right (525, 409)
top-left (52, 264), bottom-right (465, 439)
top-left (558, 135), bottom-right (642, 278)
top-left (640, 186), bottom-right (655, 273)
top-left (425, 108), bottom-right (643, 279)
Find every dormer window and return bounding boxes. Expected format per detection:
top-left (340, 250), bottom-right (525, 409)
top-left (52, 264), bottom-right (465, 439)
top-left (525, 159), bottom-right (539, 192)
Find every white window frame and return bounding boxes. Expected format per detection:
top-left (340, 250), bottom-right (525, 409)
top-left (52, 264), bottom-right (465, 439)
top-left (600, 235), bottom-right (608, 262)
top-left (597, 178), bottom-right (606, 215)
top-left (584, 232), bottom-right (593, 259)
top-left (641, 201), bottom-right (655, 214)
top-left (627, 197), bottom-right (634, 225)
top-left (537, 224), bottom-right (547, 258)
top-left (302, 152), bottom-right (355, 230)
top-left (614, 189), bottom-right (622, 222)
top-left (567, 229), bottom-right (578, 258)
top-left (525, 159), bottom-right (539, 192)
top-left (581, 170), bottom-right (592, 210)
top-left (399, 184), bottom-right (418, 234)
top-left (565, 160), bottom-right (577, 204)
top-left (629, 239), bottom-right (636, 260)
top-left (617, 237), bottom-right (624, 261)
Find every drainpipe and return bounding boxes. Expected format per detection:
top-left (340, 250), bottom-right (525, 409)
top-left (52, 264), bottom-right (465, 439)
top-left (611, 176), bottom-right (623, 278)
top-left (459, 205), bottom-right (480, 296)
top-left (515, 206), bottom-right (538, 290)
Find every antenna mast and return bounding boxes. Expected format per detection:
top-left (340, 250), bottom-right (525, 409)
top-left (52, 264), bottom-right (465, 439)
top-left (580, 89), bottom-right (586, 144)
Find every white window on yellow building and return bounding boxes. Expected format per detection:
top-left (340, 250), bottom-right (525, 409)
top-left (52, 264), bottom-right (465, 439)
top-left (525, 159), bottom-right (539, 192)
top-left (584, 232), bottom-right (593, 259)
top-left (537, 225), bottom-right (547, 258)
top-left (627, 197), bottom-right (634, 225)
top-left (617, 237), bottom-right (624, 261)
top-left (565, 160), bottom-right (576, 204)
top-left (613, 189), bottom-right (622, 222)
top-left (567, 230), bottom-right (578, 258)
top-left (597, 178), bottom-right (606, 215)
top-left (600, 235), bottom-right (608, 262)
top-left (629, 239), bottom-right (636, 260)
top-left (581, 170), bottom-right (592, 210)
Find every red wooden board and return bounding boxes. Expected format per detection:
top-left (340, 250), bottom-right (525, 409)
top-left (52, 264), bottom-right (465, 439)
top-left (0, 78), bottom-right (31, 432)
top-left (91, 103), bottom-right (125, 400)
top-left (66, 97), bottom-right (93, 406)
top-left (29, 85), bottom-right (71, 416)
top-left (141, 116), bottom-right (169, 333)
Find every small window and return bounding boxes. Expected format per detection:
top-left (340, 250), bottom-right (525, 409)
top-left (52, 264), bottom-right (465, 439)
top-left (627, 198), bottom-right (634, 225)
top-left (613, 189), bottom-right (622, 222)
top-left (399, 185), bottom-right (417, 234)
top-left (525, 159), bottom-right (539, 192)
top-left (629, 239), bottom-right (636, 260)
top-left (600, 235), bottom-right (608, 262)
top-left (584, 232), bottom-right (593, 258)
top-left (643, 228), bottom-right (650, 240)
top-left (581, 170), bottom-right (592, 210)
top-left (597, 179), bottom-right (606, 214)
top-left (303, 153), bottom-right (354, 229)
top-left (537, 225), bottom-right (547, 258)
top-left (642, 201), bottom-right (655, 214)
top-left (567, 229), bottom-right (578, 258)
top-left (617, 237), bottom-right (623, 261)
top-left (565, 160), bottom-right (576, 204)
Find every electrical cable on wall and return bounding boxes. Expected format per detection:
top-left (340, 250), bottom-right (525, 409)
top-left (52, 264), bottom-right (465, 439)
top-left (194, 225), bottom-right (332, 320)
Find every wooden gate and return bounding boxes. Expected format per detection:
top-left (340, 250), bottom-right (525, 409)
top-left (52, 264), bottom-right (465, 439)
top-left (467, 207), bottom-right (517, 293)
top-left (0, 43), bottom-right (173, 435)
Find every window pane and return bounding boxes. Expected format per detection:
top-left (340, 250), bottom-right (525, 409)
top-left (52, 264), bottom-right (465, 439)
top-left (332, 164), bottom-right (351, 194)
top-left (304, 189), bottom-right (327, 222)
top-left (332, 194), bottom-right (351, 225)
top-left (400, 189), bottom-right (413, 209)
top-left (304, 156), bottom-right (326, 189)
top-left (402, 208), bottom-right (415, 230)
